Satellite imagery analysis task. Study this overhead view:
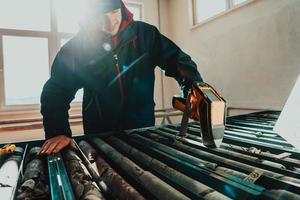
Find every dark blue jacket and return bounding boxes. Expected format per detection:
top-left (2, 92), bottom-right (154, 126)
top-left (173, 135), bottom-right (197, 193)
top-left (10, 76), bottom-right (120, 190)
top-left (41, 18), bottom-right (202, 139)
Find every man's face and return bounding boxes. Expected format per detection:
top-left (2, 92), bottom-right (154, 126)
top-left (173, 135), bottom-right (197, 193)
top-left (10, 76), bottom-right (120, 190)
top-left (99, 8), bottom-right (122, 36)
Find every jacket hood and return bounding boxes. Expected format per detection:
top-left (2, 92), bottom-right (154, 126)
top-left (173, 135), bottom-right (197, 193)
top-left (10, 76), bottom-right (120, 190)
top-left (110, 0), bottom-right (134, 47)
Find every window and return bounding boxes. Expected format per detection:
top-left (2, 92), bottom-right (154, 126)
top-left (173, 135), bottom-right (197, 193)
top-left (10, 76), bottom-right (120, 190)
top-left (195, 0), bottom-right (228, 22)
top-left (0, 0), bottom-right (51, 31)
top-left (54, 0), bottom-right (87, 34)
top-left (126, 3), bottom-right (143, 21)
top-left (233, 0), bottom-right (249, 6)
top-left (193, 0), bottom-right (253, 25)
top-left (3, 36), bottom-right (49, 105)
top-left (0, 0), bottom-right (143, 111)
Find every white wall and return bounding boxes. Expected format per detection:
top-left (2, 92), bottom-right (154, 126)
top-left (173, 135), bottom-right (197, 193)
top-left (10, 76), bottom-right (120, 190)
top-left (139, 0), bottom-right (182, 112)
top-left (164, 0), bottom-right (300, 116)
top-left (127, 0), bottom-right (181, 124)
top-left (132, 0), bottom-right (167, 111)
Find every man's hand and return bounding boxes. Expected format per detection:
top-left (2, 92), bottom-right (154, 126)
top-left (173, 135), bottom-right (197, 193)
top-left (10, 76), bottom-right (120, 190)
top-left (39, 135), bottom-right (77, 156)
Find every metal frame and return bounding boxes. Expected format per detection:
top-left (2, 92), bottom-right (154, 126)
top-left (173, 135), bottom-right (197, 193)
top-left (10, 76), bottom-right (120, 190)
top-left (48, 153), bottom-right (76, 200)
top-left (3, 110), bottom-right (300, 200)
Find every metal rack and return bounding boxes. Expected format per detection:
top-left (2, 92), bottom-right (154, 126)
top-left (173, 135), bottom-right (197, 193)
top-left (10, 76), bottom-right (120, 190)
top-left (1, 111), bottom-right (299, 200)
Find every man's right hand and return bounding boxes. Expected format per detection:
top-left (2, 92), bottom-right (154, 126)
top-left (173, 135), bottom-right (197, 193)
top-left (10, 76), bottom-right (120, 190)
top-left (38, 135), bottom-right (77, 156)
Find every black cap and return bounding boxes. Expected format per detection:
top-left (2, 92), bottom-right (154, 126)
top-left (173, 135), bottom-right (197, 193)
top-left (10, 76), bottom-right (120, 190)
top-left (89, 0), bottom-right (121, 17)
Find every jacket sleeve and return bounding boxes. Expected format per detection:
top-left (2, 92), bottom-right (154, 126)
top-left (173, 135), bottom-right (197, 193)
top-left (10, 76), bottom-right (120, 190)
top-left (41, 49), bottom-right (83, 139)
top-left (151, 26), bottom-right (203, 97)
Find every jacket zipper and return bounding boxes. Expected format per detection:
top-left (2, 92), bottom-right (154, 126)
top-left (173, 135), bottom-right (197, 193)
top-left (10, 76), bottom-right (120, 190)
top-left (114, 53), bottom-right (125, 130)
top-left (113, 36), bottom-right (137, 130)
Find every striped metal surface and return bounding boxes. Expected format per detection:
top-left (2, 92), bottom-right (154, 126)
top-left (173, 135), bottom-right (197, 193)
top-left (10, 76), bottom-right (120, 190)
top-left (1, 111), bottom-right (300, 199)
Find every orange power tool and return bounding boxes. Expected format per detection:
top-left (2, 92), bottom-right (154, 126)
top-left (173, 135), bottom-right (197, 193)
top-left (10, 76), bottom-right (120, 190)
top-left (0, 144), bottom-right (17, 155)
top-left (173, 82), bottom-right (226, 148)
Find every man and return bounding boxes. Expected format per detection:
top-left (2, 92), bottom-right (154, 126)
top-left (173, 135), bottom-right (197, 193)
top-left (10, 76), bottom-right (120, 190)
top-left (39, 0), bottom-right (203, 155)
